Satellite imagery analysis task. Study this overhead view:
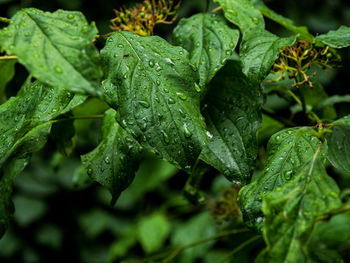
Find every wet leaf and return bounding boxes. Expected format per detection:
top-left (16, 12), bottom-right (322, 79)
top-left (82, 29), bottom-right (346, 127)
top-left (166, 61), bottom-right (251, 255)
top-left (173, 12), bottom-right (239, 87)
top-left (316, 26), bottom-right (350, 49)
top-left (0, 8), bottom-right (103, 96)
top-left (101, 31), bottom-right (208, 172)
top-left (200, 61), bottom-right (262, 184)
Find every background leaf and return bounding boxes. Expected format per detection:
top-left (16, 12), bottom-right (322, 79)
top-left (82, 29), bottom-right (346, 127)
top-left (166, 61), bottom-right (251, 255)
top-left (101, 31), bottom-right (208, 172)
top-left (0, 8), bottom-right (103, 96)
top-left (173, 13), bottom-right (239, 87)
top-left (0, 59), bottom-right (15, 103)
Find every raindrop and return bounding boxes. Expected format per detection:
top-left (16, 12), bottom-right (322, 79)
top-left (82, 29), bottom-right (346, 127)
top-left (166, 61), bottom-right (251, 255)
top-left (168, 98), bottom-right (176, 104)
top-left (163, 88), bottom-right (169, 93)
top-left (87, 168), bottom-right (93, 175)
top-left (54, 66), bottom-right (63, 73)
top-left (194, 83), bottom-right (201, 93)
top-left (139, 100), bottom-right (150, 108)
top-left (284, 170), bottom-right (293, 180)
top-left (252, 17), bottom-right (259, 24)
top-left (161, 131), bottom-right (170, 144)
top-left (104, 156), bottom-right (110, 164)
top-left (183, 123), bottom-right (192, 138)
top-left (67, 14), bottom-right (75, 19)
top-left (149, 60), bottom-right (155, 67)
top-left (179, 109), bottom-right (186, 118)
top-left (176, 92), bottom-right (187, 100)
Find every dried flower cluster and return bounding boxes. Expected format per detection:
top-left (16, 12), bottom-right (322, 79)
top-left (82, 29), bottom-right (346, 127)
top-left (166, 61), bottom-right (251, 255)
top-left (110, 0), bottom-right (180, 36)
top-left (272, 40), bottom-right (341, 87)
top-left (210, 185), bottom-right (241, 225)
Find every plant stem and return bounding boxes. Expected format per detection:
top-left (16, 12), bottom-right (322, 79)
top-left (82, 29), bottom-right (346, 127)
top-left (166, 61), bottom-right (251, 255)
top-left (205, 0), bottom-right (210, 12)
top-left (138, 228), bottom-right (250, 263)
top-left (0, 55), bottom-right (18, 60)
top-left (0, 17), bottom-right (10, 23)
top-left (216, 235), bottom-right (261, 263)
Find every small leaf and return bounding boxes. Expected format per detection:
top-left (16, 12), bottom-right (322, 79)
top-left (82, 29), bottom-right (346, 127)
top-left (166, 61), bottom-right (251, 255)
top-left (316, 26), bottom-right (350, 49)
top-left (0, 8), bottom-right (103, 96)
top-left (240, 28), bottom-right (296, 84)
top-left (138, 213), bottom-right (171, 254)
top-left (0, 59), bottom-right (16, 103)
top-left (173, 13), bottom-right (239, 87)
top-left (239, 127), bottom-right (323, 231)
top-left (200, 60), bottom-right (262, 184)
top-left (327, 125), bottom-right (350, 174)
top-left (215, 0), bottom-right (265, 33)
top-left (101, 31), bottom-right (208, 172)
top-left (81, 109), bottom-right (143, 205)
top-left (257, 156), bottom-right (341, 263)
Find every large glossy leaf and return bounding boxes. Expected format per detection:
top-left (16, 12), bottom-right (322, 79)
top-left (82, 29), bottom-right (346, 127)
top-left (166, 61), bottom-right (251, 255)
top-left (0, 8), bottom-right (103, 96)
top-left (257, 156), bottom-right (341, 263)
top-left (250, 0), bottom-right (312, 38)
top-left (81, 109), bottom-right (143, 205)
top-left (101, 31), bottom-right (208, 172)
top-left (239, 128), bottom-right (322, 231)
top-left (215, 0), bottom-right (265, 33)
top-left (316, 26), bottom-right (350, 49)
top-left (200, 60), bottom-right (262, 184)
top-left (0, 81), bottom-right (85, 237)
top-left (240, 29), bottom-right (296, 84)
top-left (326, 125), bottom-right (350, 174)
top-left (0, 59), bottom-right (16, 103)
top-left (172, 13), bottom-right (239, 87)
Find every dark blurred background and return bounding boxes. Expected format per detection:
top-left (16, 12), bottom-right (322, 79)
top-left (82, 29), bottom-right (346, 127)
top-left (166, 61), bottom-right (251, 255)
top-left (1, 0), bottom-right (350, 262)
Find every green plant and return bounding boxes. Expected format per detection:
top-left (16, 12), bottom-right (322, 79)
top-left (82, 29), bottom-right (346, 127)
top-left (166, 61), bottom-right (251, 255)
top-left (1, 0), bottom-right (350, 262)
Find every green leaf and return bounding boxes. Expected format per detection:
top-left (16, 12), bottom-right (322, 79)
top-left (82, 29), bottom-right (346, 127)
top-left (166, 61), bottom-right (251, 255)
top-left (138, 212), bottom-right (171, 254)
top-left (172, 13), bottom-right (239, 87)
top-left (239, 128), bottom-right (323, 231)
top-left (81, 109), bottom-right (143, 205)
top-left (316, 26), bottom-right (350, 49)
top-left (100, 31), bottom-right (208, 172)
top-left (257, 155), bottom-right (341, 263)
top-left (0, 8), bottom-right (103, 96)
top-left (0, 59), bottom-right (15, 103)
top-left (215, 0), bottom-right (265, 34)
top-left (240, 29), bottom-right (296, 84)
top-left (326, 126), bottom-right (350, 174)
top-left (250, 0), bottom-right (312, 38)
top-left (200, 60), bottom-right (262, 184)
top-left (0, 81), bottom-right (85, 237)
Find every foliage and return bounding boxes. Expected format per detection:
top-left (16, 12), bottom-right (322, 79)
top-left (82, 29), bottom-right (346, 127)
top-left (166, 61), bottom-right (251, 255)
top-left (1, 0), bottom-right (350, 262)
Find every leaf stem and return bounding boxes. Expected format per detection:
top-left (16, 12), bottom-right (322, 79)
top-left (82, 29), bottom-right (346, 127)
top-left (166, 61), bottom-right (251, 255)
top-left (216, 235), bottom-right (261, 263)
top-left (317, 201), bottom-right (350, 222)
top-left (0, 17), bottom-right (10, 23)
top-left (0, 55), bottom-right (18, 60)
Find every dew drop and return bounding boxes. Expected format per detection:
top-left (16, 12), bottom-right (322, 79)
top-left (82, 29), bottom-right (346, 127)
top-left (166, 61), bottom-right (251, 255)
top-left (139, 100), bottom-right (150, 108)
top-left (87, 168), bottom-right (93, 175)
top-left (54, 66), bottom-right (63, 73)
top-left (104, 156), bottom-right (110, 164)
top-left (168, 97), bottom-right (176, 104)
top-left (118, 44), bottom-right (124, 48)
top-left (163, 88), bottom-right (169, 93)
top-left (179, 109), bottom-right (186, 118)
top-left (161, 131), bottom-right (170, 144)
top-left (176, 92), bottom-right (187, 100)
top-left (67, 14), bottom-right (75, 19)
top-left (183, 123), bottom-right (192, 138)
top-left (149, 60), bottom-right (155, 67)
top-left (252, 17), bottom-right (259, 24)
top-left (194, 83), bottom-right (201, 93)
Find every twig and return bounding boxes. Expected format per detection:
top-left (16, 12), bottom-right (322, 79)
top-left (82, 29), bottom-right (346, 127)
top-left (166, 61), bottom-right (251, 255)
top-left (216, 235), bottom-right (261, 263)
top-left (0, 55), bottom-right (18, 60)
top-left (0, 17), bottom-right (10, 23)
